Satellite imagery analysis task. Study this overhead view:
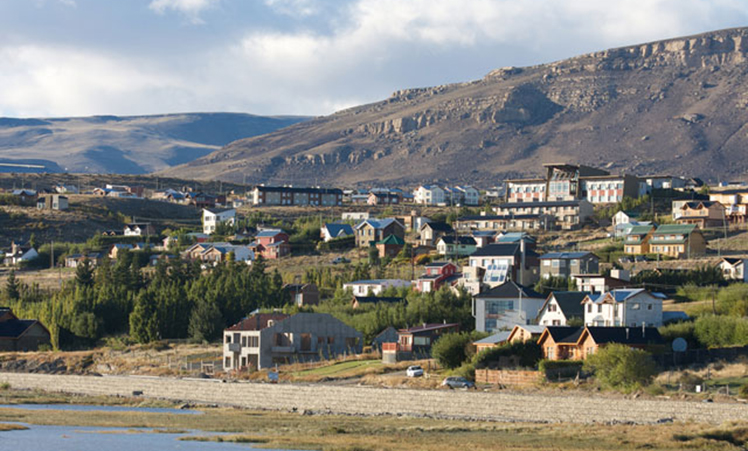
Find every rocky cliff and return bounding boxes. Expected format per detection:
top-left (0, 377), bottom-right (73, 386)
top-left (164, 27), bottom-right (748, 186)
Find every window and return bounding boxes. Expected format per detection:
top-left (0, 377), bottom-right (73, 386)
top-left (587, 304), bottom-right (592, 313)
top-left (414, 336), bottom-right (430, 346)
top-left (241, 336), bottom-right (247, 347)
top-left (597, 305), bottom-right (602, 313)
top-left (225, 335), bottom-right (231, 344)
top-left (225, 357), bottom-right (231, 368)
top-left (647, 304), bottom-right (653, 310)
top-left (548, 304), bottom-right (557, 312)
top-left (248, 336), bottom-right (258, 348)
top-left (552, 320), bottom-right (561, 326)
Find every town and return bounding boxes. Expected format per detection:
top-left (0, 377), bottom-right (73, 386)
top-left (0, 162), bottom-right (746, 399)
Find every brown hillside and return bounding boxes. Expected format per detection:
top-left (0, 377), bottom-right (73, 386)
top-left (164, 27), bottom-right (748, 186)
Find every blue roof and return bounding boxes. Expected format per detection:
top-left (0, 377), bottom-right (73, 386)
top-left (346, 279), bottom-right (408, 285)
top-left (324, 223), bottom-right (354, 237)
top-left (539, 252), bottom-right (595, 260)
top-left (474, 332), bottom-right (511, 345)
top-left (589, 289), bottom-right (647, 303)
top-left (256, 229), bottom-right (284, 237)
top-left (356, 218), bottom-right (399, 230)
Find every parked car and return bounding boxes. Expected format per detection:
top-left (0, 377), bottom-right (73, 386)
top-left (332, 257), bottom-right (350, 264)
top-left (406, 365), bottom-right (424, 377)
top-left (441, 376), bottom-right (475, 389)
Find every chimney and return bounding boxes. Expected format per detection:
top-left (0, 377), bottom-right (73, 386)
top-left (625, 328), bottom-right (629, 340)
top-left (642, 322), bottom-right (646, 337)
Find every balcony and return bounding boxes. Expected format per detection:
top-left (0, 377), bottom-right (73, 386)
top-left (228, 342), bottom-right (241, 353)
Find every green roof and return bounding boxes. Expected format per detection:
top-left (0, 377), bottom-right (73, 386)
top-left (376, 234), bottom-right (405, 245)
top-left (628, 225), bottom-right (655, 235)
top-left (653, 224), bottom-right (697, 235)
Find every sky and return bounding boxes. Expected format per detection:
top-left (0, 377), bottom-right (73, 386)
top-left (1, 0), bottom-right (748, 118)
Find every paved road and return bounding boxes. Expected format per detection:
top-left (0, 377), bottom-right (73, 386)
top-left (1, 372), bottom-right (746, 425)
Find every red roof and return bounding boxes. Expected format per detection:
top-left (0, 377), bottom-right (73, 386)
top-left (226, 313), bottom-right (289, 331)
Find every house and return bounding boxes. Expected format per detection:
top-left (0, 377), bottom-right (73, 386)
top-left (108, 243), bottom-right (134, 259)
top-left (495, 232), bottom-right (537, 248)
top-left (493, 200), bottom-right (594, 230)
top-left (539, 252), bottom-right (599, 280)
top-left (415, 262), bottom-right (458, 293)
top-left (418, 221), bottom-right (454, 247)
top-left (372, 326), bottom-right (400, 351)
top-left (11, 189), bottom-right (37, 205)
top-left (3, 242), bottom-right (38, 266)
top-left (436, 236), bottom-right (477, 257)
top-left (506, 178), bottom-right (547, 203)
top-left (612, 210), bottom-right (641, 227)
top-left (649, 224), bottom-right (706, 258)
top-left (453, 213), bottom-right (556, 232)
top-left (106, 184), bottom-right (144, 197)
top-left (343, 279), bottom-right (411, 296)
top-left (64, 252), bottom-right (103, 268)
top-left (583, 289), bottom-right (664, 327)
top-left (580, 174), bottom-right (642, 204)
top-left (472, 281), bottom-right (546, 333)
top-left (413, 185), bottom-right (446, 205)
top-left (536, 292), bottom-right (588, 326)
top-left (454, 266), bottom-right (485, 295)
top-left (223, 312), bottom-right (363, 371)
top-left (710, 188), bottom-right (748, 223)
top-left (383, 322), bottom-right (460, 361)
top-left (354, 218), bottom-right (405, 248)
top-left (36, 194), bottom-right (68, 211)
top-left (0, 307), bottom-right (51, 352)
top-left (54, 184), bottom-right (79, 194)
top-left (452, 186), bottom-right (480, 206)
top-left (718, 258), bottom-right (748, 282)
top-left (572, 270), bottom-right (632, 294)
top-left (623, 224), bottom-right (656, 255)
top-left (250, 185), bottom-right (343, 206)
top-left (375, 235), bottom-right (405, 258)
top-left (468, 243), bottom-right (539, 288)
top-left (351, 296), bottom-right (404, 309)
top-left (283, 283), bottom-right (320, 307)
top-left (342, 211), bottom-right (369, 221)
top-left (183, 242), bottom-right (230, 260)
top-left (538, 326), bottom-right (665, 361)
top-left (642, 175), bottom-right (687, 191)
top-left (203, 208), bottom-right (236, 235)
top-left (199, 244), bottom-right (254, 265)
top-left (471, 230), bottom-right (497, 248)
top-left (367, 192), bottom-right (400, 205)
top-left (185, 192), bottom-right (219, 209)
top-left (124, 223), bottom-right (155, 236)
top-left (320, 223), bottom-right (355, 242)
top-left (674, 201), bottom-right (726, 229)
top-left (506, 324), bottom-right (545, 343)
top-left (251, 228), bottom-right (291, 259)
top-left (473, 331), bottom-right (511, 352)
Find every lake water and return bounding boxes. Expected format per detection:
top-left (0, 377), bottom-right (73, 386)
top-left (0, 404), bottom-right (298, 450)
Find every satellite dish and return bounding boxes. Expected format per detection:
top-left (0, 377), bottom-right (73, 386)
top-left (672, 337), bottom-right (688, 352)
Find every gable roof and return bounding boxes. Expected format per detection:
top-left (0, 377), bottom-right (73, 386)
top-left (470, 243), bottom-right (520, 258)
top-left (324, 223), bottom-right (354, 237)
top-left (539, 326), bottom-right (584, 344)
top-left (496, 232), bottom-right (536, 244)
top-left (585, 288), bottom-right (648, 304)
top-left (476, 281), bottom-right (544, 299)
top-left (721, 257), bottom-right (746, 267)
top-left (226, 313), bottom-right (290, 331)
top-left (583, 326), bottom-right (664, 345)
top-left (0, 319), bottom-right (41, 339)
top-left (473, 331), bottom-right (511, 345)
top-left (356, 218), bottom-right (401, 230)
top-left (376, 234), bottom-right (405, 245)
top-left (653, 224), bottom-right (697, 235)
top-left (545, 291), bottom-right (588, 319)
top-left (438, 236), bottom-right (476, 245)
top-left (421, 221), bottom-right (454, 232)
top-left (256, 228), bottom-right (286, 238)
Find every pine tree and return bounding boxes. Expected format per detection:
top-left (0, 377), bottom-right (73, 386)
top-left (129, 291), bottom-right (159, 343)
top-left (75, 259), bottom-right (94, 287)
top-left (188, 297), bottom-right (223, 342)
top-left (5, 270), bottom-right (20, 301)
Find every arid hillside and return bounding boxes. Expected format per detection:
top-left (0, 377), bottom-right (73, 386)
top-left (165, 27), bottom-right (748, 186)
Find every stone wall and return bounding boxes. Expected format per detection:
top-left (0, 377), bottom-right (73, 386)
top-left (2, 372), bottom-right (748, 425)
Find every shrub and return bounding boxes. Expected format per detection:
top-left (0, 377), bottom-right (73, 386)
top-left (738, 383), bottom-right (748, 399)
top-left (694, 315), bottom-right (748, 348)
top-left (583, 344), bottom-right (657, 392)
top-left (659, 321), bottom-right (700, 349)
top-left (538, 359), bottom-right (584, 379)
top-left (474, 340), bottom-right (542, 370)
top-left (431, 332), bottom-right (476, 369)
top-left (678, 371), bottom-right (704, 391)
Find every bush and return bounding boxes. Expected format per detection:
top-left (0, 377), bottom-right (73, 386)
top-left (583, 344), bottom-right (657, 392)
top-left (538, 359), bottom-right (584, 379)
top-left (738, 383), bottom-right (748, 399)
top-left (474, 340), bottom-right (542, 369)
top-left (431, 332), bottom-right (476, 369)
top-left (659, 321), bottom-right (701, 349)
top-left (694, 314), bottom-right (748, 348)
top-left (678, 371), bottom-right (704, 391)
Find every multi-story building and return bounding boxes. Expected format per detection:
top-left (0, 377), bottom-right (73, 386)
top-left (413, 185), bottom-right (446, 205)
top-left (506, 178), bottom-right (546, 203)
top-left (649, 224), bottom-right (706, 258)
top-left (223, 313), bottom-right (362, 371)
top-left (472, 281), bottom-right (546, 333)
top-left (493, 200), bottom-right (594, 230)
top-left (674, 201), bottom-right (726, 229)
top-left (539, 252), bottom-right (599, 280)
top-left (202, 208), bottom-right (236, 235)
top-left (251, 186), bottom-right (343, 206)
top-left (354, 218), bottom-right (405, 247)
top-left (468, 242), bottom-right (539, 288)
top-left (582, 289), bottom-right (664, 327)
top-left (342, 279), bottom-right (411, 296)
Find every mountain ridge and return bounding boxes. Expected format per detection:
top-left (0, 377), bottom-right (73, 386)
top-left (163, 26), bottom-right (748, 186)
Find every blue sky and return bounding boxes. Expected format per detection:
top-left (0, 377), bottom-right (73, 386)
top-left (1, 0), bottom-right (748, 117)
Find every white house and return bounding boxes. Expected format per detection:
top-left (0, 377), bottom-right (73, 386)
top-left (3, 242), bottom-right (38, 266)
top-left (413, 185), bottom-right (446, 205)
top-left (123, 223), bottom-right (154, 236)
top-left (454, 186), bottom-right (480, 206)
top-left (719, 258), bottom-right (748, 282)
top-left (320, 223), bottom-right (355, 242)
top-left (203, 208), bottom-right (236, 235)
top-left (612, 211), bottom-right (641, 227)
top-left (583, 289), bottom-right (664, 327)
top-left (342, 279), bottom-right (411, 296)
top-left (536, 292), bottom-right (587, 326)
top-left (472, 281), bottom-right (546, 333)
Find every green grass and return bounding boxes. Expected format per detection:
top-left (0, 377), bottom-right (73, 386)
top-left (704, 376), bottom-right (748, 390)
top-left (293, 359), bottom-right (384, 378)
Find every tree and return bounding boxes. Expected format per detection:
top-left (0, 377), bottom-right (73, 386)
top-left (583, 344), bottom-right (657, 391)
top-left (75, 259), bottom-right (95, 287)
top-left (188, 297), bottom-right (223, 342)
top-left (5, 270), bottom-right (20, 301)
top-left (129, 291), bottom-right (160, 343)
top-left (431, 332), bottom-right (475, 369)
top-left (368, 246), bottom-right (380, 266)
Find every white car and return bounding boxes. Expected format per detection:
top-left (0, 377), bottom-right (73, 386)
top-left (406, 365), bottom-right (424, 377)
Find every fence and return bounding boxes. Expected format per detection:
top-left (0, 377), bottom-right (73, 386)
top-left (475, 369), bottom-right (542, 387)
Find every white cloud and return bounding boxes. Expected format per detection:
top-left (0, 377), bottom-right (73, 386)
top-left (148, 0), bottom-right (220, 24)
top-left (58, 0), bottom-right (77, 7)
